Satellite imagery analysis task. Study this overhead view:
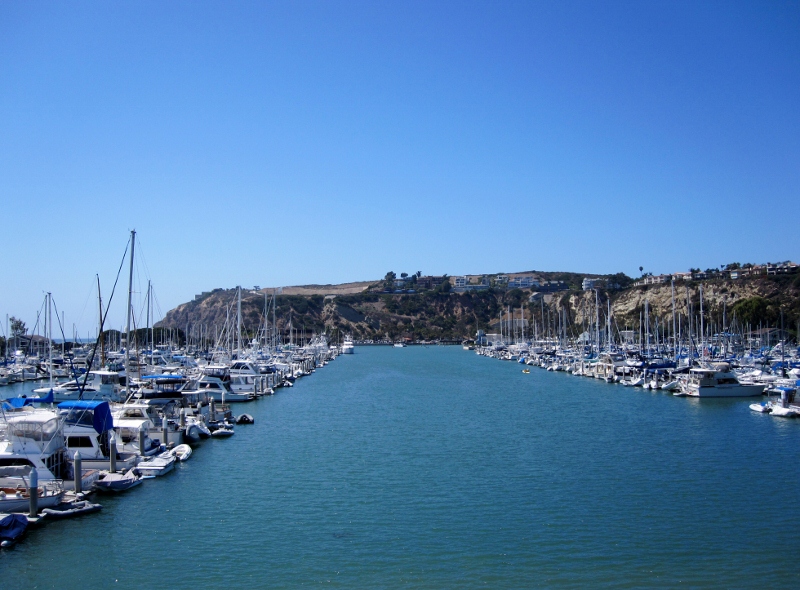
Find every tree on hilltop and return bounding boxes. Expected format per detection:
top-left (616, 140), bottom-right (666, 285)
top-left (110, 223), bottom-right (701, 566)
top-left (10, 317), bottom-right (26, 338)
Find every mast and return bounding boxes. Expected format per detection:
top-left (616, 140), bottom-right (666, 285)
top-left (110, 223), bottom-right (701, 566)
top-left (644, 298), bottom-right (650, 359)
top-left (685, 284), bottom-right (692, 362)
top-left (146, 280), bottom-right (151, 362)
top-left (699, 284), bottom-right (704, 357)
top-left (47, 292), bottom-right (54, 390)
top-left (237, 286), bottom-right (242, 357)
top-left (124, 229), bottom-right (136, 398)
top-left (671, 279), bottom-right (676, 361)
top-left (98, 275), bottom-right (105, 366)
top-left (594, 289), bottom-right (599, 356)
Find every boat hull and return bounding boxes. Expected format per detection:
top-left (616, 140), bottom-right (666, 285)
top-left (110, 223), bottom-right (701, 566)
top-left (686, 384), bottom-right (765, 398)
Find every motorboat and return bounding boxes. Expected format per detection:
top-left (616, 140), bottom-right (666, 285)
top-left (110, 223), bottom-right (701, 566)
top-left (769, 404), bottom-right (798, 418)
top-left (0, 407), bottom-right (70, 482)
top-left (188, 368), bottom-right (254, 402)
top-left (681, 364), bottom-right (765, 397)
top-left (32, 370), bottom-right (123, 402)
top-left (113, 399), bottom-right (184, 447)
top-left (94, 468), bottom-right (143, 492)
top-left (135, 451), bottom-right (176, 478)
top-left (342, 338), bottom-right (355, 354)
top-left (749, 402), bottom-right (772, 413)
top-left (229, 361), bottom-right (269, 397)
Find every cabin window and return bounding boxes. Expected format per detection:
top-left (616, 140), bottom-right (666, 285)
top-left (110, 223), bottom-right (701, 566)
top-left (67, 436), bottom-right (94, 448)
top-left (60, 410), bottom-right (95, 427)
top-left (0, 458), bottom-right (35, 467)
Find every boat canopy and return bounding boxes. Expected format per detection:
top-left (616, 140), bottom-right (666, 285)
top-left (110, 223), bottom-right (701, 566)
top-left (57, 400), bottom-right (113, 434)
top-left (141, 374), bottom-right (186, 380)
top-left (1, 388), bottom-right (55, 410)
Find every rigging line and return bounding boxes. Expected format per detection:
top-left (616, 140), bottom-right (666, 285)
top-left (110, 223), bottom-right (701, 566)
top-left (20, 296), bottom-right (48, 357)
top-left (73, 237), bottom-right (132, 396)
top-left (134, 236), bottom-right (154, 284)
top-left (51, 296), bottom-right (100, 424)
top-left (150, 287), bottom-right (164, 324)
top-left (52, 296), bottom-right (86, 394)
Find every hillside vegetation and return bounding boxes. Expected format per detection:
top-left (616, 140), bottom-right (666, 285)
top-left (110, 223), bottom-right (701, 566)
top-left (158, 272), bottom-right (800, 342)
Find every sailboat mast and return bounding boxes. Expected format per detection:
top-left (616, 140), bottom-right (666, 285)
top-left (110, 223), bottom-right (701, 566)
top-left (237, 286), bottom-right (242, 356)
top-left (98, 275), bottom-right (105, 366)
top-left (47, 292), bottom-right (54, 390)
top-left (146, 280), bottom-right (151, 361)
top-left (124, 230), bottom-right (136, 398)
top-left (671, 279), bottom-right (676, 361)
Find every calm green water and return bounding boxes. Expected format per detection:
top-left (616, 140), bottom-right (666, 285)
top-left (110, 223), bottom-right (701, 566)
top-left (3, 346), bottom-right (800, 588)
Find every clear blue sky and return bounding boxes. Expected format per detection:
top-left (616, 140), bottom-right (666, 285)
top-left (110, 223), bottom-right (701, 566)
top-left (1, 1), bottom-right (798, 336)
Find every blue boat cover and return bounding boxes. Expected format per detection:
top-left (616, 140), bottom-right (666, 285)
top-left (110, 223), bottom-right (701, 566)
top-left (2, 388), bottom-right (54, 409)
top-left (5, 397), bottom-right (33, 408)
top-left (0, 513), bottom-right (28, 541)
top-left (141, 374), bottom-right (184, 380)
top-left (36, 389), bottom-right (54, 404)
top-left (57, 400), bottom-right (113, 434)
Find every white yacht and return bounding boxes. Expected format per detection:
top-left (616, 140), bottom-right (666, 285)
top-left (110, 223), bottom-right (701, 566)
top-left (681, 363), bottom-right (765, 397)
top-left (187, 366), bottom-right (254, 402)
top-left (342, 338), bottom-right (355, 354)
top-left (60, 400), bottom-right (136, 471)
top-left (33, 370), bottom-right (123, 402)
top-left (0, 406), bottom-right (70, 482)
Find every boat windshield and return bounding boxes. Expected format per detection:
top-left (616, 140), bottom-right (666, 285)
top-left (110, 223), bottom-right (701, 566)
top-left (10, 418), bottom-right (60, 441)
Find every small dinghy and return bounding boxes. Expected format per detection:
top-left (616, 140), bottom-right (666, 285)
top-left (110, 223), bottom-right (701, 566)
top-left (170, 444), bottom-right (192, 462)
top-left (136, 451), bottom-right (176, 478)
top-left (522, 369), bottom-right (530, 374)
top-left (195, 421), bottom-right (212, 439)
top-left (236, 414), bottom-right (255, 425)
top-left (211, 426), bottom-right (235, 438)
top-left (42, 500), bottom-right (102, 520)
top-left (770, 404), bottom-right (798, 418)
top-left (94, 468), bottom-right (143, 492)
top-left (184, 424), bottom-right (201, 444)
top-left (750, 403), bottom-right (772, 414)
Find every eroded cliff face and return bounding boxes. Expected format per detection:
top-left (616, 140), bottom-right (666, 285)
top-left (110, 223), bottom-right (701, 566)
top-left (158, 275), bottom-right (800, 340)
top-left (564, 276), bottom-right (798, 330)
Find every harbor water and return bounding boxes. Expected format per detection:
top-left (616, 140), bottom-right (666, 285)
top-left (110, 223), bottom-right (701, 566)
top-left (3, 346), bottom-right (800, 587)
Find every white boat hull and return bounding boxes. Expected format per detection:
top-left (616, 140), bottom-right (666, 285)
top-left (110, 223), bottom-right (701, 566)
top-left (686, 384), bottom-right (765, 398)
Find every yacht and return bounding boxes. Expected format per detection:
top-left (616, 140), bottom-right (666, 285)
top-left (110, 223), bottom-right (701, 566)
top-left (681, 363), bottom-right (765, 397)
top-left (187, 366), bottom-right (254, 402)
top-left (32, 370), bottom-right (123, 402)
top-left (342, 338), bottom-right (355, 354)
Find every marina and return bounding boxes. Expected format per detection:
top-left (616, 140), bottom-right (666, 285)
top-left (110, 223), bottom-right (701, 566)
top-left (2, 345), bottom-right (800, 587)
top-left (2, 2), bottom-right (799, 585)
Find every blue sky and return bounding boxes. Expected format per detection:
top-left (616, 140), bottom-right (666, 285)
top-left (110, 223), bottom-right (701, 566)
top-left (1, 1), bottom-right (798, 335)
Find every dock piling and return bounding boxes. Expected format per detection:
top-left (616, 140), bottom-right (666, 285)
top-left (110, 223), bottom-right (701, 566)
top-left (29, 468), bottom-right (38, 517)
top-left (74, 451), bottom-right (82, 494)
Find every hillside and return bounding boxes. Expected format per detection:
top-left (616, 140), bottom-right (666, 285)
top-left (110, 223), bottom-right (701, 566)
top-left (157, 271), bottom-right (800, 342)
